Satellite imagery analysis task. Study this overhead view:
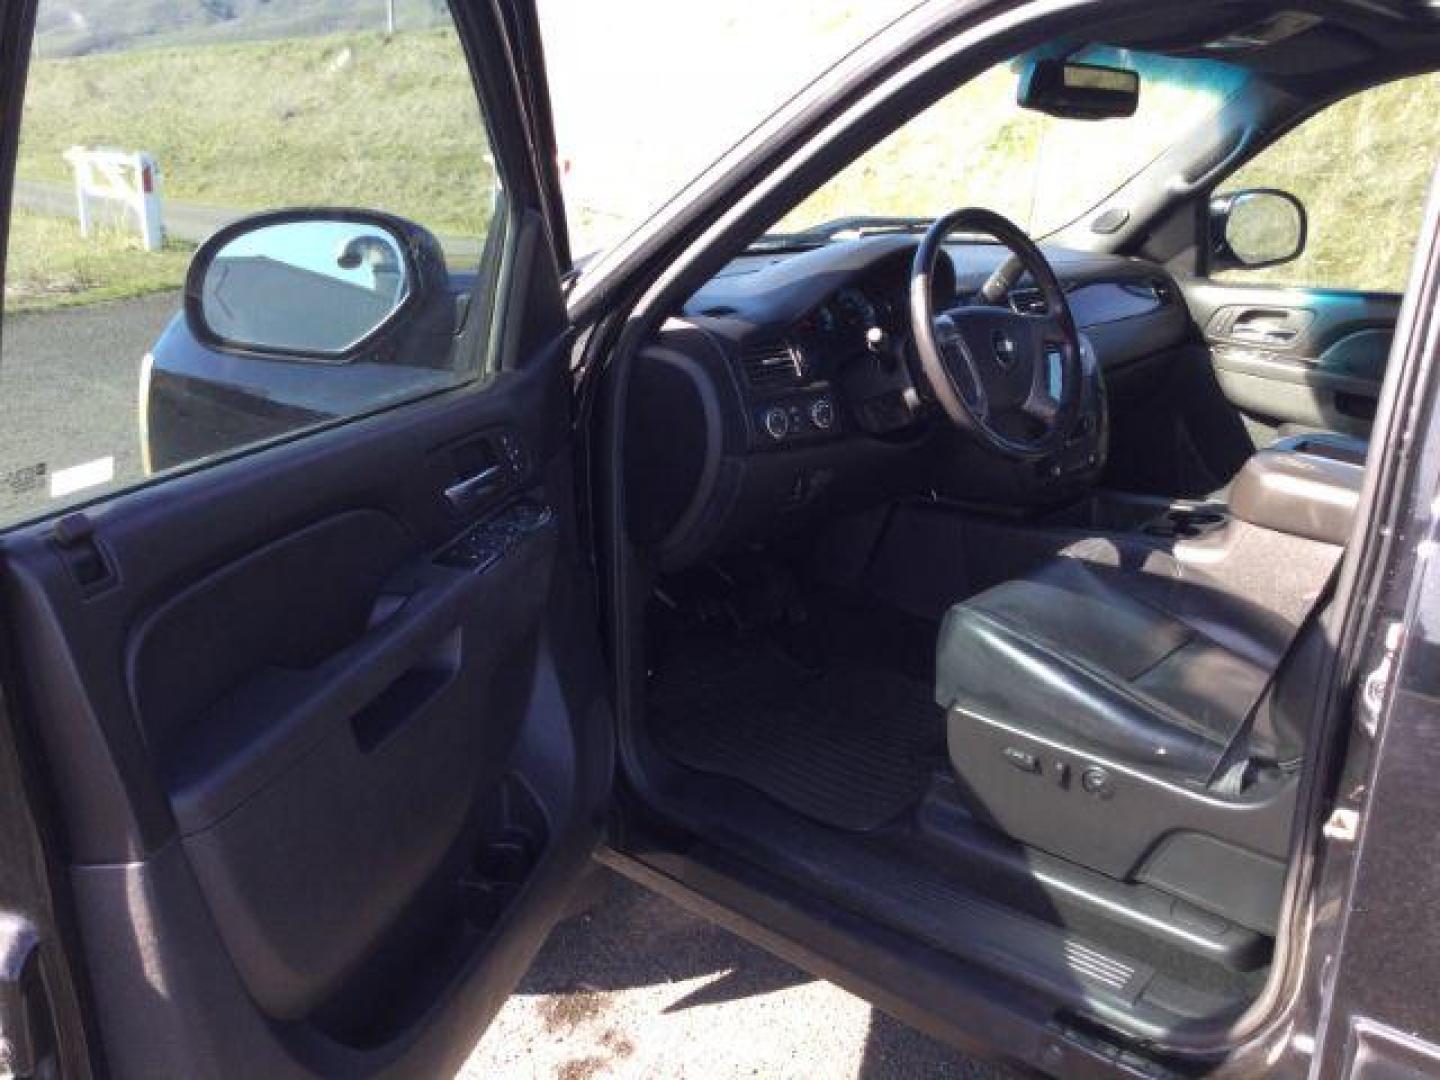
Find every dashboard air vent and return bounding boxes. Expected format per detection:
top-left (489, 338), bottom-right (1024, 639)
top-left (1009, 288), bottom-right (1048, 316)
top-left (741, 339), bottom-right (805, 390)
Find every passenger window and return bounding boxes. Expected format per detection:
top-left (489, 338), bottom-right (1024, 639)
top-left (0, 0), bottom-right (499, 527)
top-left (1214, 72), bottom-right (1440, 293)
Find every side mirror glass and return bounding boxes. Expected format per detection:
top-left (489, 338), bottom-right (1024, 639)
top-left (185, 211), bottom-right (438, 359)
top-left (1211, 189), bottom-right (1307, 271)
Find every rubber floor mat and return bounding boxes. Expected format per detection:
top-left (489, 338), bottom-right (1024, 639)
top-left (650, 636), bottom-right (944, 831)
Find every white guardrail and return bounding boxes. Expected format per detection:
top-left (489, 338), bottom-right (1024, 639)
top-left (62, 146), bottom-right (165, 251)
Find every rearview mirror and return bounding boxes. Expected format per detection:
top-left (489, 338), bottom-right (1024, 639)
top-left (1210, 188), bottom-right (1308, 271)
top-left (185, 209), bottom-right (447, 360)
top-left (1017, 60), bottom-right (1140, 120)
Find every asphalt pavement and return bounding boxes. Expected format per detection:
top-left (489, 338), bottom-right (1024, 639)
top-left (0, 289), bottom-right (178, 521)
top-left (460, 870), bottom-right (1015, 1079)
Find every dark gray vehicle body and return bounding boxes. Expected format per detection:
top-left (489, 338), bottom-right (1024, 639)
top-left (3, 1), bottom-right (1440, 1078)
top-left (143, 273), bottom-right (475, 473)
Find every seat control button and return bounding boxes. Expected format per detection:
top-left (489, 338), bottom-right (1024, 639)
top-left (762, 406), bottom-right (789, 440)
top-left (809, 396), bottom-right (835, 430)
top-left (1081, 766), bottom-right (1114, 799)
top-left (1003, 747), bottom-right (1041, 773)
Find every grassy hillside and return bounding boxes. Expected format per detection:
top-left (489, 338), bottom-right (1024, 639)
top-left (1219, 75), bottom-right (1440, 293)
top-left (780, 65), bottom-right (1440, 295)
top-left (776, 60), bottom-right (1226, 238)
top-left (4, 211), bottom-right (191, 312)
top-left (17, 26), bottom-right (493, 238)
top-left (34, 0), bottom-right (450, 59)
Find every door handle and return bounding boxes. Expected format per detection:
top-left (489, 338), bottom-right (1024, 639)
top-left (1211, 305), bottom-right (1314, 349)
top-left (444, 464), bottom-right (506, 512)
top-left (1231, 321), bottom-right (1298, 344)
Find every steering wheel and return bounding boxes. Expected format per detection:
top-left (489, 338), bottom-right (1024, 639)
top-left (910, 208), bottom-right (1085, 460)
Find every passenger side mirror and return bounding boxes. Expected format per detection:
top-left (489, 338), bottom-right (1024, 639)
top-left (1016, 60), bottom-right (1140, 120)
top-left (185, 209), bottom-right (448, 360)
top-left (1209, 188), bottom-right (1308, 272)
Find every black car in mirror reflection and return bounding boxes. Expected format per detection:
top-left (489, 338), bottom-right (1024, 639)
top-left (141, 209), bottom-right (473, 474)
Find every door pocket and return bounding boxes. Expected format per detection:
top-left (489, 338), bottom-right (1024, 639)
top-left (350, 629), bottom-right (462, 753)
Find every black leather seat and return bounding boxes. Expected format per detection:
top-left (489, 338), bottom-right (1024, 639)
top-left (936, 552), bottom-right (1302, 784)
top-left (932, 533), bottom-right (1343, 927)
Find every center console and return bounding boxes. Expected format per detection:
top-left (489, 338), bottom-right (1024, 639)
top-left (1057, 431), bottom-right (1366, 549)
top-left (1227, 432), bottom-right (1366, 546)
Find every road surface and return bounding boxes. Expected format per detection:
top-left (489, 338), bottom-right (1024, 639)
top-left (0, 289), bottom-right (177, 521)
top-left (460, 870), bottom-right (1013, 1079)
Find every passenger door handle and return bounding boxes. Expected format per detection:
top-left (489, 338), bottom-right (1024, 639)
top-left (1207, 305), bottom-right (1314, 351)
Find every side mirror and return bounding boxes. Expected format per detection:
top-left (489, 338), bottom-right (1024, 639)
top-left (1209, 189), bottom-right (1307, 272)
top-left (184, 209), bottom-right (448, 360)
top-left (1017, 60), bottom-right (1140, 121)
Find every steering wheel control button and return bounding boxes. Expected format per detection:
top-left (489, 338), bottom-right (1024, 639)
top-left (809, 397), bottom-right (836, 431)
top-left (1003, 747), bottom-right (1041, 774)
top-left (762, 406), bottom-right (790, 441)
top-left (1080, 766), bottom-right (1114, 799)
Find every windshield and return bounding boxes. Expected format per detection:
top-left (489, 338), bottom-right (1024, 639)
top-left (537, 1), bottom-right (912, 259)
top-left (773, 46), bottom-right (1246, 241)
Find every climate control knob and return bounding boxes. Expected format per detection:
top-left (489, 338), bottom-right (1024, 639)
top-left (762, 406), bottom-right (790, 440)
top-left (809, 397), bottom-right (835, 431)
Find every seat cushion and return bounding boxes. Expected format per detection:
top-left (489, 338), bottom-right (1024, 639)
top-left (936, 555), bottom-right (1289, 782)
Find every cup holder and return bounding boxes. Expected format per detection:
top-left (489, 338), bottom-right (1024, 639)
top-left (1142, 507), bottom-right (1228, 539)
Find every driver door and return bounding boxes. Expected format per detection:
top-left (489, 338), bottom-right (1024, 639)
top-left (0, 2), bottom-right (609, 1077)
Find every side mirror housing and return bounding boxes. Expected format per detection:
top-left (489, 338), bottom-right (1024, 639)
top-left (184, 209), bottom-right (449, 361)
top-left (1209, 188), bottom-right (1308, 272)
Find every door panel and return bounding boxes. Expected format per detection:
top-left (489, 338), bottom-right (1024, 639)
top-left (1185, 279), bottom-right (1395, 440)
top-left (0, 0), bottom-right (608, 1067)
top-left (0, 233), bottom-right (610, 1077)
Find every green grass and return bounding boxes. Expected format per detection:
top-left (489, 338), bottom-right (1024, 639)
top-left (776, 63), bottom-right (1221, 237)
top-left (1218, 74), bottom-right (1440, 293)
top-left (3, 210), bottom-right (192, 313)
top-left (16, 26), bottom-right (494, 238)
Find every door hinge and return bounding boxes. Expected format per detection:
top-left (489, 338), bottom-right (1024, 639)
top-left (1360, 620), bottom-right (1404, 737)
top-left (0, 915), bottom-right (43, 1080)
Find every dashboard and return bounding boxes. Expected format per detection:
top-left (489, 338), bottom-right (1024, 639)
top-left (625, 234), bottom-right (1190, 569)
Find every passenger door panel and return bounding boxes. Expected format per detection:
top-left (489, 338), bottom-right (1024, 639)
top-left (1186, 278), bottom-right (1395, 441)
